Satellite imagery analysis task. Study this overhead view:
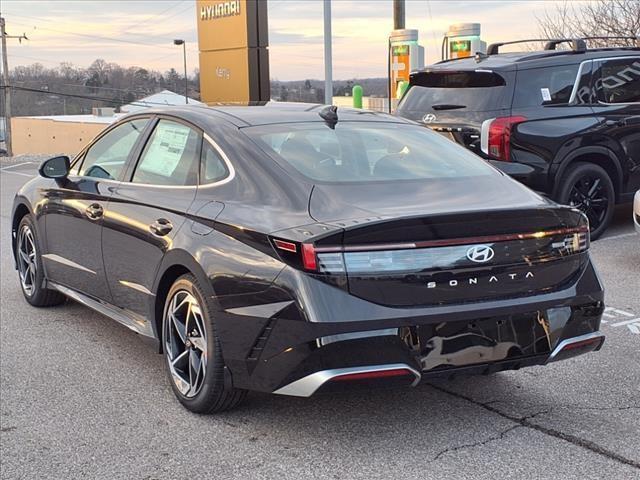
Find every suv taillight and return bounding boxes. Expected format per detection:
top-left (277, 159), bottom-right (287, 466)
top-left (481, 116), bottom-right (526, 161)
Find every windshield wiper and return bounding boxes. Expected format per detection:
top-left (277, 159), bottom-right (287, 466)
top-left (432, 104), bottom-right (466, 110)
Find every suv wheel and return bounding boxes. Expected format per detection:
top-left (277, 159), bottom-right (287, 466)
top-left (16, 215), bottom-right (66, 307)
top-left (556, 162), bottom-right (614, 240)
top-left (162, 274), bottom-right (247, 413)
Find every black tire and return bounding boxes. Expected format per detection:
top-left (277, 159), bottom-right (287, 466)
top-left (16, 215), bottom-right (66, 307)
top-left (162, 274), bottom-right (247, 413)
top-left (555, 162), bottom-right (615, 240)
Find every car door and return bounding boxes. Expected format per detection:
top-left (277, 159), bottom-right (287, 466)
top-left (101, 117), bottom-right (201, 317)
top-left (42, 117), bottom-right (150, 301)
top-left (590, 56), bottom-right (640, 195)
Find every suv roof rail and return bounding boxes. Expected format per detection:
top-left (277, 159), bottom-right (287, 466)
top-left (488, 36), bottom-right (639, 56)
top-left (543, 38), bottom-right (586, 52)
top-left (487, 39), bottom-right (554, 55)
top-left (580, 35), bottom-right (639, 47)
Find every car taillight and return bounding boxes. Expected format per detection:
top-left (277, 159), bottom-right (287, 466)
top-left (301, 243), bottom-right (318, 270)
top-left (271, 238), bottom-right (333, 272)
top-left (272, 226), bottom-right (587, 274)
top-left (481, 116), bottom-right (526, 161)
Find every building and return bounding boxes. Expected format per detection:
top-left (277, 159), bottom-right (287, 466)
top-left (11, 90), bottom-right (200, 156)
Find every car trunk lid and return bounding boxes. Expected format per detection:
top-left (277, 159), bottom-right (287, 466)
top-left (307, 182), bottom-right (588, 307)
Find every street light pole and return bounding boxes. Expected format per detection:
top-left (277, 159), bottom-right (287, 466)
top-left (174, 39), bottom-right (188, 104)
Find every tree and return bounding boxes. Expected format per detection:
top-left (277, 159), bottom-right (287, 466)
top-left (88, 59), bottom-right (111, 85)
top-left (536, 0), bottom-right (640, 48)
top-left (165, 68), bottom-right (181, 93)
top-left (279, 84), bottom-right (288, 101)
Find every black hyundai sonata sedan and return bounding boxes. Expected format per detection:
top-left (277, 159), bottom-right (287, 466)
top-left (12, 103), bottom-right (605, 412)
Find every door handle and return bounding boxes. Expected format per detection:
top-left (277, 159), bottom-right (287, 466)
top-left (150, 218), bottom-right (173, 236)
top-left (85, 203), bottom-right (104, 220)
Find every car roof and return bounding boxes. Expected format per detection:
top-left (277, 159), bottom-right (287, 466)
top-left (424, 47), bottom-right (640, 72)
top-left (131, 102), bottom-right (411, 128)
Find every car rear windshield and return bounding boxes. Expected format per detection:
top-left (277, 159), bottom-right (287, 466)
top-left (244, 122), bottom-right (495, 183)
top-left (399, 70), bottom-right (512, 112)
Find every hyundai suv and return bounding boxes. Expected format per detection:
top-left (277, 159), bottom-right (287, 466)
top-left (397, 38), bottom-right (640, 239)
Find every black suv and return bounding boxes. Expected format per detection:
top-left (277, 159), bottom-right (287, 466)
top-left (397, 38), bottom-right (640, 239)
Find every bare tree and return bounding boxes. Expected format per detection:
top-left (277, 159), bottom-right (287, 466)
top-left (536, 0), bottom-right (640, 47)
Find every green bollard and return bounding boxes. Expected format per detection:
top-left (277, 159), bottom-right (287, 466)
top-left (397, 80), bottom-right (409, 99)
top-left (352, 84), bottom-right (363, 109)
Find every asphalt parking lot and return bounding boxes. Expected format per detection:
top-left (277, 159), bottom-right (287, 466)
top-left (1, 157), bottom-right (638, 480)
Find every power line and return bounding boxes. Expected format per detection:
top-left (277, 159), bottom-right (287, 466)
top-left (116, 1), bottom-right (190, 36)
top-left (8, 53), bottom-right (61, 65)
top-left (5, 85), bottom-right (130, 105)
top-left (12, 79), bottom-right (150, 95)
top-left (4, 11), bottom-right (198, 51)
top-left (5, 84), bottom-right (195, 108)
top-left (8, 18), bottom-right (197, 52)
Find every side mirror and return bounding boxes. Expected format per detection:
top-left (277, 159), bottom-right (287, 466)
top-left (39, 156), bottom-right (70, 179)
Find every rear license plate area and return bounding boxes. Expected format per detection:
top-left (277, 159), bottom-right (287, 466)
top-left (400, 313), bottom-right (551, 371)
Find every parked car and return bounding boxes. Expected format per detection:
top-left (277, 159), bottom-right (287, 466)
top-left (634, 190), bottom-right (640, 234)
top-left (397, 37), bottom-right (640, 239)
top-left (12, 103), bottom-right (605, 413)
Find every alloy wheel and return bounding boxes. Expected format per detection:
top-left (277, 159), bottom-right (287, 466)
top-left (165, 290), bottom-right (208, 398)
top-left (17, 224), bottom-right (37, 296)
top-left (568, 175), bottom-right (609, 231)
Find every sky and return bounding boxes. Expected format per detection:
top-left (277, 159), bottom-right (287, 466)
top-left (0, 0), bottom-right (579, 81)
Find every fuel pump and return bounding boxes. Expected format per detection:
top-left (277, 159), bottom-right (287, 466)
top-left (441, 23), bottom-right (486, 60)
top-left (389, 29), bottom-right (424, 110)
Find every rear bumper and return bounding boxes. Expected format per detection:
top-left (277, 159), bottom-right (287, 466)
top-left (272, 331), bottom-right (605, 397)
top-left (217, 257), bottom-right (605, 396)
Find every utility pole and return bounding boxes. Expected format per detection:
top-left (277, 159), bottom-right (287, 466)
top-left (323, 0), bottom-right (332, 105)
top-left (393, 0), bottom-right (405, 30)
top-left (0, 16), bottom-right (27, 157)
top-left (1, 16), bottom-right (13, 156)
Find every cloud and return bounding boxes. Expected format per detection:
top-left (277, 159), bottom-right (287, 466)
top-left (3, 0), bottom-right (584, 81)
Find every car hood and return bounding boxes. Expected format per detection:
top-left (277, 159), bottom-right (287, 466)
top-left (309, 172), bottom-right (552, 224)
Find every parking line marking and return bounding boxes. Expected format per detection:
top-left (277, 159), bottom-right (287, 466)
top-left (603, 307), bottom-right (635, 318)
top-left (611, 318), bottom-right (640, 327)
top-left (0, 170), bottom-right (33, 177)
top-left (0, 162), bottom-right (33, 170)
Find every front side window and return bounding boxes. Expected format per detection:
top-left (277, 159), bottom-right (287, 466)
top-left (245, 122), bottom-right (495, 183)
top-left (513, 65), bottom-right (579, 107)
top-left (79, 118), bottom-right (149, 179)
top-left (596, 57), bottom-right (640, 104)
top-left (131, 119), bottom-right (201, 186)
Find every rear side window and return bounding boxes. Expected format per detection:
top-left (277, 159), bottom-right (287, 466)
top-left (513, 65), bottom-right (579, 107)
top-left (596, 57), bottom-right (640, 104)
top-left (245, 122), bottom-right (495, 183)
top-left (399, 70), bottom-right (512, 113)
top-left (131, 119), bottom-right (201, 186)
top-left (201, 140), bottom-right (229, 184)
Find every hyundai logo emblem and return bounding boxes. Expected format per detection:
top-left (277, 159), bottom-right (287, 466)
top-left (466, 245), bottom-right (495, 263)
top-left (422, 113), bottom-right (437, 123)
